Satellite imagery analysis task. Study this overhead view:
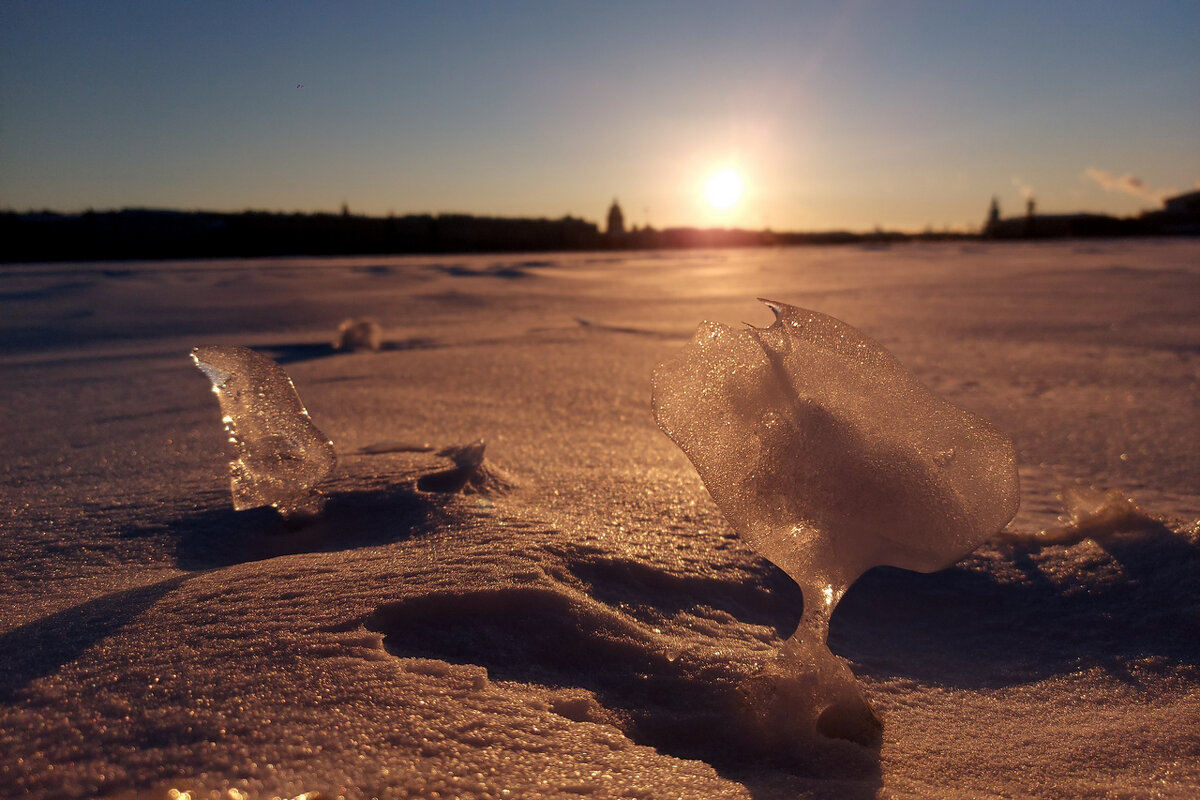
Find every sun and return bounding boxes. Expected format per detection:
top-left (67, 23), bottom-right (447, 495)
top-left (705, 169), bottom-right (744, 210)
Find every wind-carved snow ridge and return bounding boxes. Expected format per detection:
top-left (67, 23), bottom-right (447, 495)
top-left (651, 299), bottom-right (1020, 746)
top-left (191, 345), bottom-right (336, 519)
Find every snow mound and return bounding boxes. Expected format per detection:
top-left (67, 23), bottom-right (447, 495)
top-left (416, 440), bottom-right (515, 496)
top-left (1002, 485), bottom-right (1169, 547)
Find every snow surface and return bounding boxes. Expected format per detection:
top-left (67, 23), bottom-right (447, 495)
top-left (1, 241), bottom-right (1198, 799)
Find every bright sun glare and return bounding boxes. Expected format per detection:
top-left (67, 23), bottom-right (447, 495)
top-left (705, 169), bottom-right (744, 210)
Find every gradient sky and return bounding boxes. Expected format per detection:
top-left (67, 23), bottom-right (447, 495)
top-left (2, 1), bottom-right (1197, 231)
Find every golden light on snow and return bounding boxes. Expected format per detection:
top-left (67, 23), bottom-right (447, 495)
top-left (704, 169), bottom-right (744, 210)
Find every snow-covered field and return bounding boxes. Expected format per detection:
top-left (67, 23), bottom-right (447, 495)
top-left (2, 240), bottom-right (1197, 799)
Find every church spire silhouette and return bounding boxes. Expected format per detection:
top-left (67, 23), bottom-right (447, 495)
top-left (606, 199), bottom-right (625, 236)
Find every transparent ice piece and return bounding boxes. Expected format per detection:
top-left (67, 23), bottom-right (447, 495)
top-left (652, 300), bottom-right (1019, 744)
top-left (192, 345), bottom-right (336, 517)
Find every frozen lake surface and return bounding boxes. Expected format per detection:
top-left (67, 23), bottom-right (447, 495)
top-left (2, 240), bottom-right (1198, 798)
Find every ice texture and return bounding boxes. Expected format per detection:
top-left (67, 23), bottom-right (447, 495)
top-left (652, 299), bottom-right (1020, 743)
top-left (191, 345), bottom-right (336, 517)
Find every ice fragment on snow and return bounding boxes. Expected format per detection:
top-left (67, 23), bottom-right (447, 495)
top-left (652, 299), bottom-right (1019, 743)
top-left (191, 345), bottom-right (336, 517)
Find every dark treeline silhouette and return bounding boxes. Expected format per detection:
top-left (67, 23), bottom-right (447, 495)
top-left (0, 209), bottom-right (601, 262)
top-left (0, 208), bottom-right (971, 263)
top-left (981, 189), bottom-right (1200, 240)
top-left (614, 226), bottom-right (934, 249)
top-left (3, 192), bottom-right (1197, 263)
top-left (1, 207), bottom-right (959, 263)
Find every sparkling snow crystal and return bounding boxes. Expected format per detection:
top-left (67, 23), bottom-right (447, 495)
top-left (192, 345), bottom-right (336, 517)
top-left (652, 299), bottom-right (1020, 743)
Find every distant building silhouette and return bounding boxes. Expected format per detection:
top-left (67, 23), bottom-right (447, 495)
top-left (984, 197), bottom-right (1000, 235)
top-left (606, 199), bottom-right (625, 236)
top-left (1144, 189), bottom-right (1200, 234)
top-left (980, 191), bottom-right (1139, 239)
top-left (1164, 190), bottom-right (1200, 215)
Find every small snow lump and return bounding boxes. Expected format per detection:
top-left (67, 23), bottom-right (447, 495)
top-left (334, 317), bottom-right (384, 351)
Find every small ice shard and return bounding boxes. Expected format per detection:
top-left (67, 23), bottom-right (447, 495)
top-left (191, 345), bottom-right (336, 517)
top-left (334, 317), bottom-right (383, 351)
top-left (652, 299), bottom-right (1019, 745)
top-left (416, 439), bottom-right (514, 496)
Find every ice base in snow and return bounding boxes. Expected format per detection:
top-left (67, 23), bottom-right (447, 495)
top-left (192, 345), bottom-right (336, 518)
top-left (652, 300), bottom-right (1020, 743)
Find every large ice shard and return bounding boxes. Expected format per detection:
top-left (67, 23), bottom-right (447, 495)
top-left (652, 300), bottom-right (1019, 744)
top-left (192, 345), bottom-right (336, 517)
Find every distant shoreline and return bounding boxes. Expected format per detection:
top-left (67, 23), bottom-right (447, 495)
top-left (3, 207), bottom-right (1196, 263)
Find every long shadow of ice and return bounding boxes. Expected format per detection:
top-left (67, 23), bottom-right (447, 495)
top-left (256, 327), bottom-right (603, 366)
top-left (365, 550), bottom-right (881, 790)
top-left (833, 525), bottom-right (1200, 688)
top-left (260, 338), bottom-right (441, 365)
top-left (164, 483), bottom-right (443, 570)
top-left (558, 553), bottom-right (803, 639)
top-left (0, 576), bottom-right (188, 703)
top-left (423, 260), bottom-right (554, 278)
top-left (566, 317), bottom-right (687, 339)
top-left (360, 522), bottom-right (1199, 788)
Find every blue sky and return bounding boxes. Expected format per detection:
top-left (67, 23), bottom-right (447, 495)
top-left (2, 1), bottom-right (1196, 231)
